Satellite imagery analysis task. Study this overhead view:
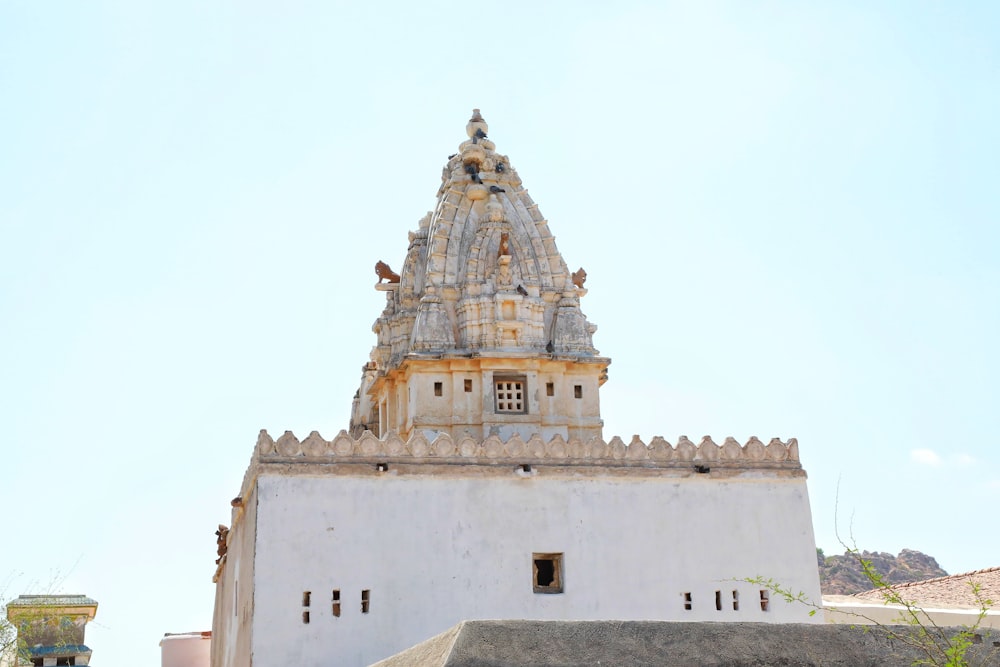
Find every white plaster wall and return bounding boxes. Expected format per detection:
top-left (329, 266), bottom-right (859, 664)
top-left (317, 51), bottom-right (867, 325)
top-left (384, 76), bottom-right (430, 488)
top-left (250, 469), bottom-right (822, 667)
top-left (211, 486), bottom-right (257, 667)
top-left (160, 634), bottom-right (211, 667)
top-left (824, 600), bottom-right (1000, 629)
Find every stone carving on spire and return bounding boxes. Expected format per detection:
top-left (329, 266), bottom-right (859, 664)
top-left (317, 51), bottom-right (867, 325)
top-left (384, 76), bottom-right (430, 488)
top-left (375, 261), bottom-right (400, 284)
top-left (350, 110), bottom-right (608, 440)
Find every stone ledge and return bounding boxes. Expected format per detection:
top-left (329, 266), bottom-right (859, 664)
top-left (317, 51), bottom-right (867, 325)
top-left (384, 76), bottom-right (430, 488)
top-left (372, 620), bottom-right (1000, 667)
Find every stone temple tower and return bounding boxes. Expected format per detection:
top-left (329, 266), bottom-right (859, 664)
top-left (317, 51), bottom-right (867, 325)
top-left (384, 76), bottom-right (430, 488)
top-left (350, 109), bottom-right (608, 444)
top-left (211, 111), bottom-right (823, 667)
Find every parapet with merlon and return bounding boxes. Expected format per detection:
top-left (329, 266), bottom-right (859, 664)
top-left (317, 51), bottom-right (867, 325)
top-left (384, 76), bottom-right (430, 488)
top-left (250, 430), bottom-right (801, 469)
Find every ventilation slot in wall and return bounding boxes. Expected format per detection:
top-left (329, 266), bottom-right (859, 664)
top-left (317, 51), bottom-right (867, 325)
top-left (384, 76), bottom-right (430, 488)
top-left (683, 592), bottom-right (692, 610)
top-left (361, 589), bottom-right (370, 614)
top-left (715, 590), bottom-right (722, 611)
top-left (760, 590), bottom-right (769, 611)
top-left (332, 589), bottom-right (341, 617)
top-left (732, 590), bottom-right (740, 611)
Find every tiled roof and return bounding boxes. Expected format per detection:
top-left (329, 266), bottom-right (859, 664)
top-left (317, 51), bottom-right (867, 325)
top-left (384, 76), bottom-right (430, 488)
top-left (854, 567), bottom-right (1000, 609)
top-left (25, 645), bottom-right (91, 657)
top-left (6, 595), bottom-right (98, 608)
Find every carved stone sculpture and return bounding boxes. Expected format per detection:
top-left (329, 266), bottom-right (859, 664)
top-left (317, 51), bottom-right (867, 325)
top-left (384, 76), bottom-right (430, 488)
top-left (572, 267), bottom-right (587, 289)
top-left (375, 260), bottom-right (401, 283)
top-left (499, 232), bottom-right (510, 257)
top-left (215, 524), bottom-right (229, 563)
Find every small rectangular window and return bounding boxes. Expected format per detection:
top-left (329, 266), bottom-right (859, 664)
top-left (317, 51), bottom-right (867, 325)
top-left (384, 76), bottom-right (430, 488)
top-left (546, 382), bottom-right (554, 397)
top-left (302, 591), bottom-right (311, 607)
top-left (464, 378), bottom-right (473, 392)
top-left (495, 377), bottom-right (526, 413)
top-left (361, 589), bottom-right (370, 613)
top-left (574, 384), bottom-right (582, 399)
top-left (715, 590), bottom-right (722, 611)
top-left (683, 592), bottom-right (692, 610)
top-left (760, 590), bottom-right (769, 611)
top-left (732, 590), bottom-right (740, 611)
top-left (332, 589), bottom-right (341, 617)
top-left (532, 553), bottom-right (563, 593)
top-left (302, 611), bottom-right (310, 623)
top-left (434, 381), bottom-right (443, 397)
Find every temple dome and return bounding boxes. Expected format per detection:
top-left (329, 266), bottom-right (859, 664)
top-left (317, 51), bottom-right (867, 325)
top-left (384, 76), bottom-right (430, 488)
top-left (354, 110), bottom-right (609, 442)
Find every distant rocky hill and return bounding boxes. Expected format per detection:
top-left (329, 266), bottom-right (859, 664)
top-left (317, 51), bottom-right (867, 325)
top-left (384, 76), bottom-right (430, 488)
top-left (818, 548), bottom-right (948, 595)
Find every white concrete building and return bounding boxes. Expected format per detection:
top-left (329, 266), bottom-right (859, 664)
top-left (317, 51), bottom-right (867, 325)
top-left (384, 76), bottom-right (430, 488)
top-left (211, 110), bottom-right (824, 667)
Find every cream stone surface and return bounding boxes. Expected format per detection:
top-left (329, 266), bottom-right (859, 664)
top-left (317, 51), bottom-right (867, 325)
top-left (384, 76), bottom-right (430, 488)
top-left (350, 110), bottom-right (607, 443)
top-left (211, 111), bottom-right (825, 667)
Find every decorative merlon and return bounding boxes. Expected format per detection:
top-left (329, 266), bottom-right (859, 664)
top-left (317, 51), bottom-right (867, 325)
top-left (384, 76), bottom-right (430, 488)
top-left (252, 429), bottom-right (800, 468)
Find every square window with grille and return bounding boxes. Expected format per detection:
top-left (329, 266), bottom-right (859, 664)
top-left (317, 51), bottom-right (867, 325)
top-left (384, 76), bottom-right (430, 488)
top-left (495, 377), bottom-right (527, 413)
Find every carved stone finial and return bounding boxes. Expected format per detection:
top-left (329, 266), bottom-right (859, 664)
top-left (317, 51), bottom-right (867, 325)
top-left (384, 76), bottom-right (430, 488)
top-left (375, 261), bottom-right (401, 283)
top-left (572, 267), bottom-right (587, 289)
top-left (466, 109), bottom-right (489, 140)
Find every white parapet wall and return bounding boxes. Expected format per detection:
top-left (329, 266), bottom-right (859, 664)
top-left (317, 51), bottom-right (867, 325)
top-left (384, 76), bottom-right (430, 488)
top-left (214, 430), bottom-right (824, 667)
top-left (159, 632), bottom-right (210, 667)
top-left (824, 597), bottom-right (1000, 629)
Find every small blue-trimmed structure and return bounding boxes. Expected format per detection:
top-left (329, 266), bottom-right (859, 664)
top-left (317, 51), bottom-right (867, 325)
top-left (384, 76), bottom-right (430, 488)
top-left (5, 595), bottom-right (98, 666)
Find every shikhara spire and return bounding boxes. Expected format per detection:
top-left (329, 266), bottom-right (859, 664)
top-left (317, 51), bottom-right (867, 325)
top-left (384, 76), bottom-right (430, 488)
top-left (351, 110), bottom-right (609, 441)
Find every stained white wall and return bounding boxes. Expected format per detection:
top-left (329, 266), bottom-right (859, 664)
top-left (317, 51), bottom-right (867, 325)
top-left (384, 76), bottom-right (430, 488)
top-left (248, 468), bottom-right (822, 666)
top-left (211, 487), bottom-right (256, 667)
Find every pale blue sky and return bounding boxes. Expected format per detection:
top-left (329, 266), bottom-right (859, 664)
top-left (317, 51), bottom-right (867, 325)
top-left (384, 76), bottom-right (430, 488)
top-left (2, 2), bottom-right (998, 665)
